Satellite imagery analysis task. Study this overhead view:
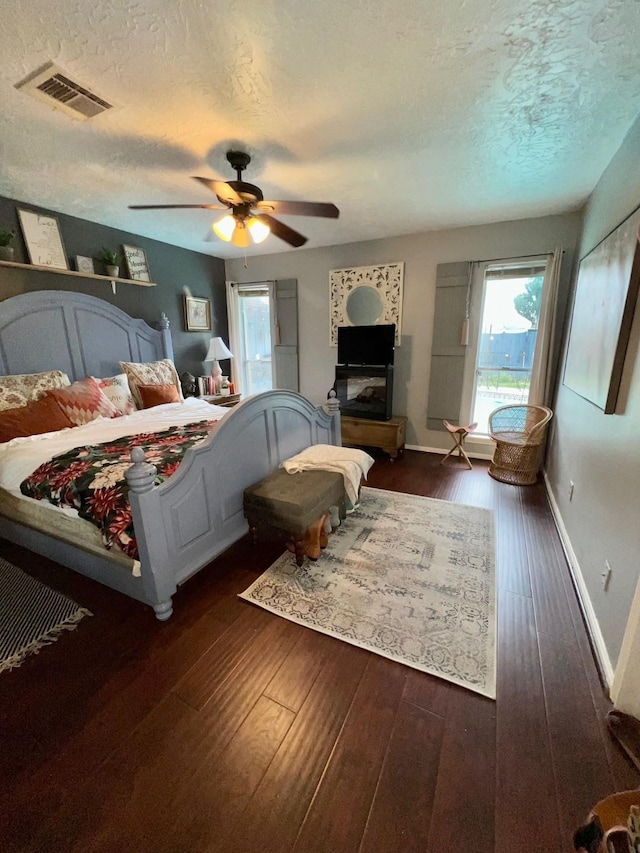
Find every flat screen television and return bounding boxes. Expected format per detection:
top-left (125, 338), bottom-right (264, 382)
top-left (334, 365), bottom-right (394, 420)
top-left (337, 324), bottom-right (395, 366)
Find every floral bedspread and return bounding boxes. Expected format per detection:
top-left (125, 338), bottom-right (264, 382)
top-left (20, 420), bottom-right (217, 560)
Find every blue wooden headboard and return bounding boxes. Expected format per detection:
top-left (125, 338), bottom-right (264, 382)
top-left (0, 291), bottom-right (173, 380)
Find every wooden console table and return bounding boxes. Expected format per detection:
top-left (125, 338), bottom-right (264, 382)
top-left (341, 414), bottom-right (407, 460)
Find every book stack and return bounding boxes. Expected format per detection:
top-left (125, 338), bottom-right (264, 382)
top-left (197, 376), bottom-right (215, 396)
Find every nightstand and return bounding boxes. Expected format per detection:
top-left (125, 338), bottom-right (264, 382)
top-left (201, 393), bottom-right (242, 408)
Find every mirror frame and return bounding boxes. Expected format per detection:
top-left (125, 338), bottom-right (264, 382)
top-left (329, 262), bottom-right (404, 345)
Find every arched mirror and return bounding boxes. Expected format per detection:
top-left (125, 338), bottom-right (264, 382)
top-left (346, 286), bottom-right (384, 326)
top-left (330, 262), bottom-right (404, 345)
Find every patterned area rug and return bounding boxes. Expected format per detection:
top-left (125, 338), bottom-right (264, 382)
top-left (0, 557), bottom-right (91, 673)
top-left (240, 487), bottom-right (496, 697)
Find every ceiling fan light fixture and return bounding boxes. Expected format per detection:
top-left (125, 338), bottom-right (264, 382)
top-left (212, 214), bottom-right (236, 242)
top-left (247, 216), bottom-right (270, 244)
top-left (231, 221), bottom-right (250, 248)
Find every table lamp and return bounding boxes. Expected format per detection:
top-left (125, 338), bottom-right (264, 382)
top-left (204, 336), bottom-right (233, 393)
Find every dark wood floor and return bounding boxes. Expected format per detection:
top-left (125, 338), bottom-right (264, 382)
top-left (0, 451), bottom-right (637, 852)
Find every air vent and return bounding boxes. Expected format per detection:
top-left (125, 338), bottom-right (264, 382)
top-left (15, 62), bottom-right (117, 120)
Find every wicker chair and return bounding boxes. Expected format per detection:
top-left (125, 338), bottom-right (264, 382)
top-left (488, 404), bottom-right (553, 486)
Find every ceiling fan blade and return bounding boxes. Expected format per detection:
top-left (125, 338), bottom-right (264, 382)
top-left (256, 214), bottom-right (307, 248)
top-left (128, 204), bottom-right (227, 210)
top-left (256, 200), bottom-right (339, 218)
top-left (192, 176), bottom-right (243, 206)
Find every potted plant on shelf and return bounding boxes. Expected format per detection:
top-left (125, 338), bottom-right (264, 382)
top-left (97, 247), bottom-right (122, 278)
top-left (0, 229), bottom-right (15, 262)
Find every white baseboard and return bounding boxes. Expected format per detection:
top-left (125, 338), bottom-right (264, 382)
top-left (542, 470), bottom-right (614, 686)
top-left (405, 444), bottom-right (494, 461)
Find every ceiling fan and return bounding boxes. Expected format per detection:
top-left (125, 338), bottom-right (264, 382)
top-left (129, 150), bottom-right (340, 248)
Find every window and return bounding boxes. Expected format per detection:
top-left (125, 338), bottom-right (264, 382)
top-left (463, 259), bottom-right (548, 435)
top-left (226, 282), bottom-right (276, 396)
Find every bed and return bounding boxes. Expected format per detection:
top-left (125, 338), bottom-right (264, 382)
top-left (0, 290), bottom-right (341, 619)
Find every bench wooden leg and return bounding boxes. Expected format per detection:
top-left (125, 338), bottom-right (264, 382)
top-left (319, 513), bottom-right (330, 549)
top-left (293, 537), bottom-right (306, 567)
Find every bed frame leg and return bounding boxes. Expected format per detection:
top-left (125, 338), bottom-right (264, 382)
top-left (153, 599), bottom-right (173, 621)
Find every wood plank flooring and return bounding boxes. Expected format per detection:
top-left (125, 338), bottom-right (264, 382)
top-left (0, 451), bottom-right (637, 852)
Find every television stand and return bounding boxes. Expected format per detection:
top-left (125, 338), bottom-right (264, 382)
top-left (341, 414), bottom-right (407, 461)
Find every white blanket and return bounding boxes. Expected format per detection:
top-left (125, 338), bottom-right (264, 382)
top-left (0, 398), bottom-right (227, 493)
top-left (281, 444), bottom-right (374, 504)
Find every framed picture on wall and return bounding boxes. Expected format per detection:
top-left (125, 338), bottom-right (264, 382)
top-left (563, 207), bottom-right (640, 413)
top-left (183, 295), bottom-right (211, 331)
top-left (17, 209), bottom-right (69, 270)
top-left (122, 244), bottom-right (151, 282)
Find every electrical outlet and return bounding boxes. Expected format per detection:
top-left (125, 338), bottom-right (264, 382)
top-left (569, 481), bottom-right (575, 501)
top-left (601, 560), bottom-right (612, 591)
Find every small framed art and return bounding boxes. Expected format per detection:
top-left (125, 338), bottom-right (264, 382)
top-left (18, 208), bottom-right (68, 270)
top-left (122, 244), bottom-right (151, 282)
top-left (75, 255), bottom-right (95, 275)
top-left (184, 295), bottom-right (211, 331)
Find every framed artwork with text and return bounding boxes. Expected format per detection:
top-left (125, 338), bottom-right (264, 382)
top-left (122, 244), bottom-right (151, 282)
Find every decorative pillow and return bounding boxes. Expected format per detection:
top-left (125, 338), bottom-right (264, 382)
top-left (0, 396), bottom-right (75, 443)
top-left (96, 373), bottom-right (137, 416)
top-left (138, 383), bottom-right (181, 408)
top-left (0, 370), bottom-right (70, 412)
top-left (45, 377), bottom-right (119, 426)
top-left (119, 359), bottom-right (183, 409)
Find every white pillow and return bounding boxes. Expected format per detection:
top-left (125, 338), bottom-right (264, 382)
top-left (95, 374), bottom-right (137, 416)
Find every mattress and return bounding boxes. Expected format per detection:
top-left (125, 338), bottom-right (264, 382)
top-left (0, 486), bottom-right (135, 571)
top-left (0, 398), bottom-right (228, 573)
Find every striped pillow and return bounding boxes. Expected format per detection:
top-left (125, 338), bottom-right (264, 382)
top-left (45, 377), bottom-right (119, 426)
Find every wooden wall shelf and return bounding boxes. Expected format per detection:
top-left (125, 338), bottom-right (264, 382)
top-left (0, 259), bottom-right (157, 287)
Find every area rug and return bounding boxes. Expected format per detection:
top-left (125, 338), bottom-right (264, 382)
top-left (240, 487), bottom-right (496, 698)
top-left (0, 557), bottom-right (92, 673)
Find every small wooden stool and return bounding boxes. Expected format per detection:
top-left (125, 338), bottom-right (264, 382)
top-left (441, 420), bottom-right (477, 469)
top-left (243, 468), bottom-right (346, 566)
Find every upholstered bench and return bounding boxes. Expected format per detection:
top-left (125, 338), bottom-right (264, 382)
top-left (243, 468), bottom-right (346, 566)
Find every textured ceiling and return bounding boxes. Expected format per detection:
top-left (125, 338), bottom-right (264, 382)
top-left (1, 0), bottom-right (639, 259)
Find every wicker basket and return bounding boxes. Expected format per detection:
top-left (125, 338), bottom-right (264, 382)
top-left (488, 405), bottom-right (553, 486)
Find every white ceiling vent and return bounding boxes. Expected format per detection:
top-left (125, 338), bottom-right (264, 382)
top-left (15, 62), bottom-right (117, 120)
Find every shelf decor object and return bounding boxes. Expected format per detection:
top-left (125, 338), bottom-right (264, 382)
top-left (329, 262), bottom-right (404, 346)
top-left (122, 244), bottom-right (151, 282)
top-left (184, 295), bottom-right (211, 331)
top-left (75, 255), bottom-right (95, 274)
top-left (17, 209), bottom-right (68, 270)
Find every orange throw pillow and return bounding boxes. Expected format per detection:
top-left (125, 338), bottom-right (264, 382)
top-left (0, 396), bottom-right (75, 443)
top-left (138, 383), bottom-right (181, 408)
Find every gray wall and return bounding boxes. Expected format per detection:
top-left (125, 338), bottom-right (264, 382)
top-left (226, 212), bottom-right (581, 452)
top-left (0, 195), bottom-right (227, 378)
top-left (546, 115), bottom-right (640, 666)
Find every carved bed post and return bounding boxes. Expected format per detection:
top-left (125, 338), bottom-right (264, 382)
top-left (324, 389), bottom-right (342, 446)
top-left (125, 447), bottom-right (176, 621)
top-left (157, 313), bottom-right (174, 362)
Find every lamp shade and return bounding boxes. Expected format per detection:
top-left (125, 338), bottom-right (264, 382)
top-left (212, 215), bottom-right (236, 242)
top-left (204, 337), bottom-right (233, 362)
